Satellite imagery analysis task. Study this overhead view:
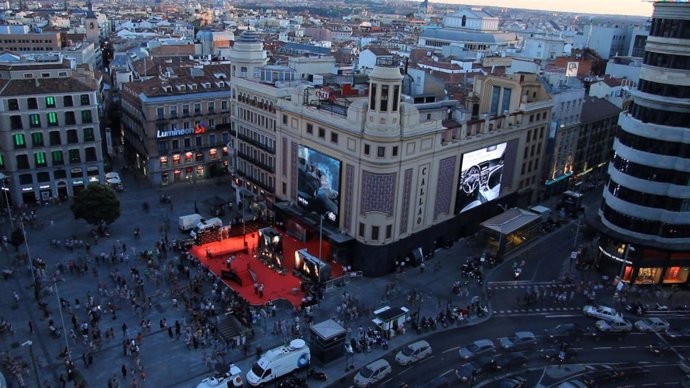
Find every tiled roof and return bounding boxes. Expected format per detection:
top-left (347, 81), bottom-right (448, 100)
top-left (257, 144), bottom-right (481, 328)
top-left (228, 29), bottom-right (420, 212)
top-left (0, 75), bottom-right (97, 96)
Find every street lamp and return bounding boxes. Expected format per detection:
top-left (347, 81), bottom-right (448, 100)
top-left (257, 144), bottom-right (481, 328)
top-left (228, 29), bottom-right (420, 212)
top-left (18, 218), bottom-right (36, 288)
top-left (0, 172), bottom-right (13, 230)
top-left (21, 340), bottom-right (41, 388)
top-left (618, 244), bottom-right (635, 284)
top-left (49, 277), bottom-right (71, 358)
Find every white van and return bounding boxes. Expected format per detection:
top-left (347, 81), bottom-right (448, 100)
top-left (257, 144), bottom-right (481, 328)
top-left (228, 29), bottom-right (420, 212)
top-left (179, 214), bottom-right (203, 232)
top-left (246, 339), bottom-right (310, 386)
top-left (190, 217), bottom-right (223, 238)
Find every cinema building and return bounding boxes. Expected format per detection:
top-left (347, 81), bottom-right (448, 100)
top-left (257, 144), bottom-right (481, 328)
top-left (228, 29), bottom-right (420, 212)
top-left (273, 60), bottom-right (552, 275)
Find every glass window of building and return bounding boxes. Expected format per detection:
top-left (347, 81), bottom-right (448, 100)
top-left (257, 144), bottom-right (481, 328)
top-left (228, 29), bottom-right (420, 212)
top-left (69, 149), bottom-right (81, 163)
top-left (160, 156), bottom-right (168, 168)
top-left (85, 147), bottom-right (97, 162)
top-left (194, 104), bottom-right (201, 115)
top-left (364, 144), bottom-right (370, 155)
top-left (13, 133), bottom-right (26, 148)
top-left (157, 107), bottom-right (165, 119)
top-left (182, 105), bottom-right (189, 116)
top-left (48, 112), bottom-right (58, 126)
top-left (27, 97), bottom-right (38, 109)
top-left (52, 150), bottom-right (63, 165)
top-left (184, 138), bottom-right (191, 148)
top-left (377, 146), bottom-right (385, 157)
top-left (331, 132), bottom-right (338, 144)
top-left (45, 96), bottom-right (55, 108)
top-left (34, 152), bottom-right (46, 167)
top-left (371, 226), bottom-right (379, 241)
top-left (83, 128), bottom-right (94, 142)
top-left (31, 132), bottom-right (43, 146)
top-left (8, 99), bottom-right (18, 110)
top-left (65, 111), bottom-right (76, 125)
top-left (80, 94), bottom-right (90, 106)
top-left (29, 114), bottom-right (40, 127)
top-left (67, 130), bottom-right (79, 144)
top-left (16, 155), bottom-right (30, 169)
top-left (82, 110), bottom-right (92, 123)
top-left (208, 102), bottom-right (215, 113)
top-left (49, 131), bottom-right (61, 145)
top-left (10, 115), bottom-right (22, 130)
top-left (63, 95), bottom-right (73, 107)
top-left (170, 105), bottom-right (177, 118)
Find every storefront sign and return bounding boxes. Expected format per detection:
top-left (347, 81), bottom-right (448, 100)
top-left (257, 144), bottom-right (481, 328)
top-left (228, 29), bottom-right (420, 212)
top-left (156, 123), bottom-right (206, 139)
top-left (21, 187), bottom-right (33, 192)
top-left (73, 180), bottom-right (84, 185)
top-left (71, 168), bottom-right (83, 174)
top-left (39, 185), bottom-right (50, 189)
top-left (415, 164), bottom-right (429, 226)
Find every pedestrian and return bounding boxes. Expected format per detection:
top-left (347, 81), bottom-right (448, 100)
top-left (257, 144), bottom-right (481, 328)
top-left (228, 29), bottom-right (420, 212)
top-left (167, 326), bottom-right (173, 341)
top-left (82, 352), bottom-right (88, 368)
top-left (58, 374), bottom-right (66, 388)
top-left (121, 364), bottom-right (127, 378)
top-left (87, 352), bottom-right (93, 367)
top-left (121, 322), bottom-right (128, 337)
top-left (28, 320), bottom-right (33, 334)
top-left (258, 284), bottom-right (264, 298)
top-left (253, 283), bottom-right (259, 295)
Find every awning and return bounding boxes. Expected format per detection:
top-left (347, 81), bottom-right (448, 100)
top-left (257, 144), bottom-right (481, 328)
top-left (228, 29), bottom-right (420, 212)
top-left (480, 208), bottom-right (541, 235)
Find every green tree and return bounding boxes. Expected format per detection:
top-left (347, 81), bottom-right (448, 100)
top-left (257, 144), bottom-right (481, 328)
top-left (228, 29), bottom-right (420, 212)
top-left (70, 183), bottom-right (120, 225)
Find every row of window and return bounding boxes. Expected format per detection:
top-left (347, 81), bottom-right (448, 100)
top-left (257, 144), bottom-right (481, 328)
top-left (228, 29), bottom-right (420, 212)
top-left (369, 84), bottom-right (400, 112)
top-left (358, 222), bottom-right (393, 242)
top-left (649, 18), bottom-right (690, 39)
top-left (157, 132), bottom-right (230, 155)
top-left (616, 127), bottom-right (690, 159)
top-left (7, 95), bottom-right (90, 111)
top-left (10, 110), bottom-right (93, 129)
top-left (305, 123), bottom-right (340, 145)
top-left (602, 203), bottom-right (690, 239)
top-left (607, 179), bottom-right (690, 212)
top-left (238, 107), bottom-right (276, 132)
top-left (638, 79), bottom-right (690, 99)
top-left (12, 128), bottom-right (95, 149)
top-left (13, 148), bottom-right (98, 169)
top-left (611, 154), bottom-right (690, 186)
top-left (155, 100), bottom-right (228, 119)
top-left (629, 102), bottom-right (690, 128)
top-left (15, 168), bottom-right (98, 186)
top-left (159, 148), bottom-right (228, 168)
top-left (644, 51), bottom-right (690, 70)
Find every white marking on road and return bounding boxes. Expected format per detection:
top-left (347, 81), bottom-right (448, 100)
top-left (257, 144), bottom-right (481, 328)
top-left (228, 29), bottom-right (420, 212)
top-left (419, 355), bottom-right (435, 364)
top-left (620, 346), bottom-right (636, 349)
top-left (398, 366), bottom-right (412, 376)
top-left (440, 369), bottom-right (455, 377)
top-left (381, 378), bottom-right (392, 385)
top-left (593, 346), bottom-right (612, 350)
top-left (545, 314), bottom-right (580, 318)
top-left (442, 346), bottom-right (460, 354)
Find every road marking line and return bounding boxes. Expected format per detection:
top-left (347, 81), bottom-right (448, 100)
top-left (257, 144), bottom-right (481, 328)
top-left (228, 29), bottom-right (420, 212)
top-left (398, 366), bottom-right (412, 375)
top-left (440, 369), bottom-right (455, 377)
top-left (442, 346), bottom-right (460, 354)
top-left (620, 346), bottom-right (636, 349)
top-left (545, 314), bottom-right (580, 318)
top-left (593, 347), bottom-right (612, 350)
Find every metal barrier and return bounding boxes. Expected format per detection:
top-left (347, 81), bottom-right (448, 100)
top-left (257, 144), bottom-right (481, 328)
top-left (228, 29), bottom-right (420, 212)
top-left (324, 271), bottom-right (363, 292)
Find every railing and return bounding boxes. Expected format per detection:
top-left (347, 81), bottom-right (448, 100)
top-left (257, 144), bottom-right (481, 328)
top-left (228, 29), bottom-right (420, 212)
top-left (324, 271), bottom-right (363, 292)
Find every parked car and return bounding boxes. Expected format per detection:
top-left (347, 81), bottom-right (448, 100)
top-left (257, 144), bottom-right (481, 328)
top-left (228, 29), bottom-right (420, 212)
top-left (455, 356), bottom-right (494, 384)
top-left (583, 366), bottom-right (620, 387)
top-left (353, 359), bottom-right (392, 387)
top-left (458, 339), bottom-right (496, 360)
top-left (583, 305), bottom-right (623, 321)
top-left (613, 364), bottom-right (649, 380)
top-left (595, 319), bottom-right (633, 333)
top-left (667, 328), bottom-right (690, 339)
top-left (544, 323), bottom-right (598, 343)
top-left (634, 318), bottom-right (670, 332)
top-left (556, 380), bottom-right (587, 388)
top-left (498, 376), bottom-right (527, 388)
top-left (490, 352), bottom-right (528, 371)
top-left (395, 340), bottom-right (432, 366)
top-left (498, 331), bottom-right (537, 351)
top-left (539, 345), bottom-right (577, 362)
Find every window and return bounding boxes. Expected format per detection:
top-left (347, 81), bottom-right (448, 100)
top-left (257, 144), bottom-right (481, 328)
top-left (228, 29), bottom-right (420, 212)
top-left (0, 154), bottom-right (3, 168)
top-left (18, 173), bottom-right (32, 184)
top-left (81, 110), bottom-right (92, 123)
top-left (194, 104), bottom-right (201, 115)
top-left (501, 88), bottom-right (512, 113)
top-left (184, 138), bottom-right (191, 148)
top-left (170, 105), bottom-right (177, 118)
top-left (490, 86), bottom-right (500, 115)
top-left (371, 226), bottom-right (380, 241)
top-left (331, 132), bottom-right (338, 144)
top-left (157, 107), bottom-right (165, 119)
top-left (318, 127), bottom-right (325, 138)
top-left (359, 223), bottom-right (365, 238)
top-left (282, 115), bottom-right (288, 125)
top-left (386, 225), bottom-right (392, 239)
top-left (49, 131), bottom-right (61, 145)
top-left (16, 154), bottom-right (30, 169)
top-left (31, 132), bottom-right (43, 146)
top-left (380, 85), bottom-right (389, 111)
top-left (51, 150), bottom-right (64, 165)
top-left (34, 152), bottom-right (47, 167)
top-left (69, 149), bottom-right (81, 163)
top-left (84, 147), bottom-right (97, 162)
top-left (45, 96), bottom-right (55, 108)
top-left (196, 137), bottom-right (202, 147)
top-left (377, 147), bottom-right (385, 157)
top-left (370, 83), bottom-right (377, 110)
top-left (182, 105), bottom-right (189, 116)
top-left (27, 97), bottom-right (38, 109)
top-left (80, 94), bottom-right (90, 106)
top-left (67, 130), bottom-right (79, 144)
top-left (364, 144), bottom-right (370, 155)
top-left (63, 95), bottom-right (73, 107)
top-left (392, 146), bottom-right (398, 157)
top-left (8, 98), bottom-right (18, 110)
top-left (65, 111), bottom-right (76, 125)
top-left (29, 114), bottom-right (40, 127)
top-left (83, 127), bottom-right (94, 142)
top-left (172, 140), bottom-right (179, 150)
top-left (208, 102), bottom-right (215, 113)
top-left (10, 115), bottom-right (22, 130)
top-left (221, 100), bottom-right (228, 111)
top-left (13, 133), bottom-right (26, 148)
top-left (48, 112), bottom-right (58, 126)
top-left (306, 123), bottom-right (313, 134)
top-left (392, 85), bottom-right (400, 112)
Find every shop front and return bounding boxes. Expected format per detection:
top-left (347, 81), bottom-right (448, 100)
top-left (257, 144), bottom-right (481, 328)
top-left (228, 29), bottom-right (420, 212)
top-left (596, 235), bottom-right (690, 286)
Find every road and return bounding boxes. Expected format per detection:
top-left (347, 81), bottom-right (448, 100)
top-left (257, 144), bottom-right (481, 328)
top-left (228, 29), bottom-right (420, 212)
top-left (330, 314), bottom-right (690, 387)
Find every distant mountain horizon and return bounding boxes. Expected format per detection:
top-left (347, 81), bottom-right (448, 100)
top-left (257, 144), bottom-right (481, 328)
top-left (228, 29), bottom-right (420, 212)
top-left (427, 0), bottom-right (655, 18)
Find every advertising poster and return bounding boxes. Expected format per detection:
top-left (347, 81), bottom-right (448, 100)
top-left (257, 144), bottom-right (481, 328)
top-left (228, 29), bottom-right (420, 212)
top-left (456, 143), bottom-right (507, 213)
top-left (297, 145), bottom-right (341, 224)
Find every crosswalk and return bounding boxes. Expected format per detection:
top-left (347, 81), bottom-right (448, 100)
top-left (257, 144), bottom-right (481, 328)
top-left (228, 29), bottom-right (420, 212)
top-left (494, 306), bottom-right (580, 316)
top-left (487, 281), bottom-right (575, 291)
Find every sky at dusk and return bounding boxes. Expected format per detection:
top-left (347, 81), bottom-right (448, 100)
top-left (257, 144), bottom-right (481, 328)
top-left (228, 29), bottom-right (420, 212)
top-left (435, 0), bottom-right (655, 17)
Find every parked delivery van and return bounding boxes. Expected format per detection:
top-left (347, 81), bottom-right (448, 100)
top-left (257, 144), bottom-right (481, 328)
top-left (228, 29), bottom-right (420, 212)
top-left (179, 214), bottom-right (203, 232)
top-left (246, 339), bottom-right (310, 386)
top-left (190, 217), bottom-right (222, 238)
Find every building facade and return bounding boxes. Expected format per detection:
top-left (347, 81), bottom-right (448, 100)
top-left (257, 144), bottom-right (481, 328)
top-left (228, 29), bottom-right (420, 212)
top-left (0, 53), bottom-right (104, 205)
top-left (594, 2), bottom-right (690, 285)
top-left (120, 62), bottom-right (233, 186)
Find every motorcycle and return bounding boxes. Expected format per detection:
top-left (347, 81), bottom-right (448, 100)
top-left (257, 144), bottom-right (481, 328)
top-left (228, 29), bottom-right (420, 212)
top-left (656, 303), bottom-right (669, 311)
top-left (625, 302), bottom-right (647, 315)
top-left (307, 369), bottom-right (328, 381)
top-left (514, 266), bottom-right (522, 280)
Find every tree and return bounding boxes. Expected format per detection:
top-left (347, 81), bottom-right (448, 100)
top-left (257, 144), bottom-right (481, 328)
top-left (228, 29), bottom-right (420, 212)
top-left (70, 183), bottom-right (120, 225)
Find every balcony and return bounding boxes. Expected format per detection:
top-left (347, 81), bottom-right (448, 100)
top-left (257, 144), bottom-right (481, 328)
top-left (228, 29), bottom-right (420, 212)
top-left (237, 134), bottom-right (275, 154)
top-left (237, 150), bottom-right (275, 173)
top-left (236, 169), bottom-right (274, 193)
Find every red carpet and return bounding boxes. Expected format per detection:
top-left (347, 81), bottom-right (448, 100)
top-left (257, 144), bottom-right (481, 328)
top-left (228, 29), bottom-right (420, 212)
top-left (189, 229), bottom-right (343, 308)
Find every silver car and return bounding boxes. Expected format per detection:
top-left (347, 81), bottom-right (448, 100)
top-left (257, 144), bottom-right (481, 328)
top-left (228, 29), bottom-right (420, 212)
top-left (634, 318), bottom-right (670, 332)
top-left (458, 339), bottom-right (496, 360)
top-left (498, 331), bottom-right (537, 351)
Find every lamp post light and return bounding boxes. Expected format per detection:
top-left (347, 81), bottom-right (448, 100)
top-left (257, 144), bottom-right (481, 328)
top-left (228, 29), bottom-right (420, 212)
top-left (51, 278), bottom-right (71, 357)
top-left (21, 340), bottom-right (41, 388)
top-left (18, 218), bottom-right (36, 288)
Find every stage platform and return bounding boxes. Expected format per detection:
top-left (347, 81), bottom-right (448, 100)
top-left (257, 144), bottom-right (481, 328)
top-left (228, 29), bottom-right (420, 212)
top-left (189, 230), bottom-right (343, 308)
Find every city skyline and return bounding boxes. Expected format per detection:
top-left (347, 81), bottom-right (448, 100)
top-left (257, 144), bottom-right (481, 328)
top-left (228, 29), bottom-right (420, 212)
top-left (437, 0), bottom-right (655, 17)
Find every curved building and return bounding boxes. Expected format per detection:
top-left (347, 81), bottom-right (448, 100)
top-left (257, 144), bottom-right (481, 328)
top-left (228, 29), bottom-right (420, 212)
top-left (595, 1), bottom-right (690, 285)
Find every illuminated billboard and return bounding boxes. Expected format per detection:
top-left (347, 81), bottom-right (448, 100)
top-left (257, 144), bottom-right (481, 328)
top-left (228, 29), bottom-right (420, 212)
top-left (455, 143), bottom-right (507, 213)
top-left (297, 145), bottom-right (341, 225)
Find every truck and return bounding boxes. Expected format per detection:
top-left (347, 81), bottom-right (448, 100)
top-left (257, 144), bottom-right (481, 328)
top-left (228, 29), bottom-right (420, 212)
top-left (196, 364), bottom-right (243, 388)
top-left (246, 339), bottom-right (310, 386)
top-left (179, 214), bottom-right (203, 232)
top-left (190, 217), bottom-right (223, 239)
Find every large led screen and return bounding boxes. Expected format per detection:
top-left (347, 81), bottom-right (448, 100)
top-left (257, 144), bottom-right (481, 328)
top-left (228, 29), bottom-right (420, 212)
top-left (297, 145), bottom-right (341, 225)
top-left (455, 143), bottom-right (507, 213)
